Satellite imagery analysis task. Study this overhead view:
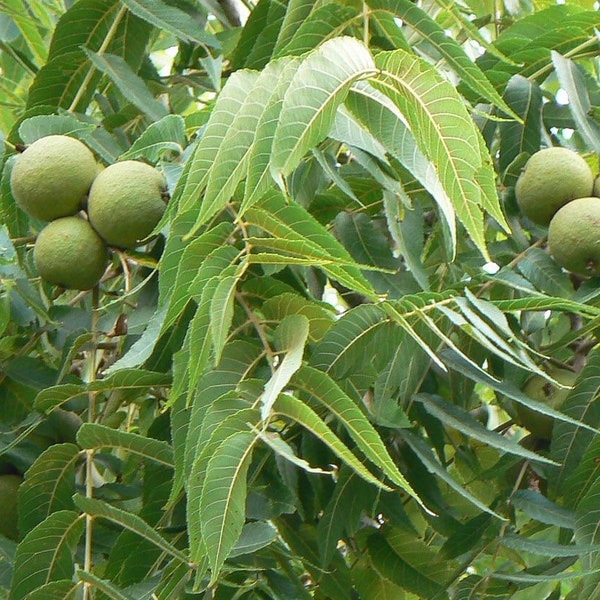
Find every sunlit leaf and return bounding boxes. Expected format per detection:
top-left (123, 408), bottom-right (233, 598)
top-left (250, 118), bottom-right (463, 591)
top-left (272, 36), bottom-right (376, 176)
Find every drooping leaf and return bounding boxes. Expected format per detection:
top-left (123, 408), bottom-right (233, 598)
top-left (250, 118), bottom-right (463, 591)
top-left (414, 394), bottom-right (557, 465)
top-left (187, 407), bottom-right (260, 564)
top-left (73, 495), bottom-right (188, 564)
top-left (271, 36), bottom-right (376, 177)
top-left (260, 314), bottom-right (309, 420)
top-left (400, 430), bottom-right (505, 519)
top-left (551, 51), bottom-right (600, 154)
top-left (292, 365), bottom-right (420, 501)
top-left (199, 430), bottom-right (258, 582)
top-left (367, 0), bottom-right (519, 119)
top-left (512, 490), bottom-right (576, 529)
top-left (229, 521), bottom-right (278, 558)
top-left (273, 3), bottom-right (359, 59)
top-left (175, 70), bottom-right (260, 220)
top-left (119, 0), bottom-right (220, 47)
top-left (273, 393), bottom-right (391, 490)
top-left (367, 533), bottom-right (450, 600)
top-left (85, 50), bottom-right (168, 121)
top-left (372, 50), bottom-right (509, 259)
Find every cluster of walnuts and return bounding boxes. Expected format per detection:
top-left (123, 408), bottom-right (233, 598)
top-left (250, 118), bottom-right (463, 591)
top-left (11, 135), bottom-right (168, 290)
top-left (516, 146), bottom-right (600, 277)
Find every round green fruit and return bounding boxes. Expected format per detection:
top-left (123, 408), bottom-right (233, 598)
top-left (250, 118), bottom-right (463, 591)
top-left (0, 474), bottom-right (23, 540)
top-left (34, 216), bottom-right (109, 290)
top-left (10, 135), bottom-right (98, 222)
top-left (516, 367), bottom-right (577, 440)
top-left (515, 147), bottom-right (593, 226)
top-left (87, 160), bottom-right (167, 248)
top-left (548, 197), bottom-right (600, 277)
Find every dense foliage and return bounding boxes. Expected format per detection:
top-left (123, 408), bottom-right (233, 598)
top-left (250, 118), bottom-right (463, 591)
top-left (1, 0), bottom-right (600, 598)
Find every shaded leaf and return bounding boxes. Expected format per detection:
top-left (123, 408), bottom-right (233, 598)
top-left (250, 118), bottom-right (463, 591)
top-left (10, 511), bottom-right (85, 600)
top-left (18, 444), bottom-right (79, 534)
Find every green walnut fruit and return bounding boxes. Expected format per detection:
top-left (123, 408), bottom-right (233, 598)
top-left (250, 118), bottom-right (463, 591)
top-left (0, 474), bottom-right (23, 540)
top-left (515, 147), bottom-right (593, 226)
top-left (548, 197), bottom-right (600, 277)
top-left (10, 135), bottom-right (98, 221)
top-left (87, 160), bottom-right (167, 248)
top-left (516, 367), bottom-right (577, 440)
top-left (34, 216), bottom-right (109, 290)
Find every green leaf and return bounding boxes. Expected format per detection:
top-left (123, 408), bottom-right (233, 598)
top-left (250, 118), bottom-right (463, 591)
top-left (498, 75), bottom-right (543, 177)
top-left (162, 223), bottom-right (236, 332)
top-left (293, 365), bottom-right (420, 501)
top-left (272, 0), bottom-right (316, 55)
top-left (18, 444), bottom-right (79, 534)
top-left (367, 533), bottom-right (450, 600)
top-left (119, 0), bottom-right (220, 46)
top-left (253, 430), bottom-right (334, 475)
top-left (0, 0), bottom-right (47, 66)
top-left (18, 114), bottom-right (96, 145)
top-left (400, 431), bottom-right (505, 519)
top-left (273, 4), bottom-right (359, 59)
top-left (261, 314), bottom-right (309, 419)
top-left (201, 59), bottom-right (289, 225)
top-left (199, 430), bottom-right (258, 582)
top-left (310, 303), bottom-right (387, 377)
top-left (272, 393), bottom-right (391, 490)
top-left (10, 511), bottom-right (85, 600)
top-left (372, 50), bottom-right (508, 259)
top-left (552, 51), bottom-right (600, 154)
top-left (77, 423), bottom-right (174, 467)
top-left (564, 436), bottom-right (600, 509)
top-left (230, 0), bottom-right (286, 70)
top-left (76, 570), bottom-right (134, 600)
top-left (229, 521), bottom-right (278, 558)
top-left (552, 349), bottom-right (600, 493)
top-left (27, 1), bottom-right (151, 112)
top-left (414, 393), bottom-right (557, 465)
top-left (102, 305), bottom-right (168, 374)
top-left (210, 265), bottom-right (245, 365)
top-left (22, 581), bottom-right (83, 600)
top-left (187, 407), bottom-right (260, 564)
top-left (242, 57), bottom-right (301, 212)
top-left (176, 70), bottom-right (259, 219)
top-left (317, 468), bottom-right (378, 567)
top-left (85, 50), bottom-right (168, 121)
top-left (245, 193), bottom-right (375, 297)
top-left (35, 369), bottom-right (171, 412)
top-left (512, 490), bottom-right (576, 528)
top-left (440, 349), bottom-right (600, 435)
top-left (119, 114), bottom-right (186, 161)
top-left (367, 0), bottom-right (519, 119)
top-left (347, 82), bottom-right (456, 252)
top-left (271, 36), bottom-right (376, 177)
top-left (500, 534), bottom-right (600, 557)
top-left (72, 495), bottom-right (188, 564)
